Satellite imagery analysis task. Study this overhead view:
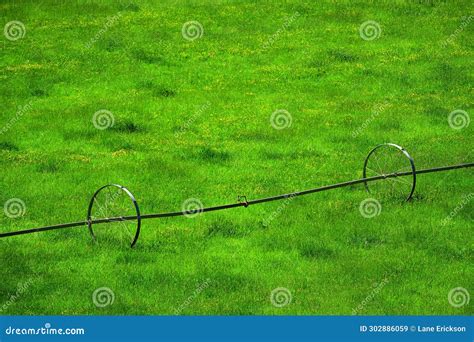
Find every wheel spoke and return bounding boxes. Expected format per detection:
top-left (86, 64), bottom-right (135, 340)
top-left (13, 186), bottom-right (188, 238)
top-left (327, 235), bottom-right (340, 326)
top-left (89, 185), bottom-right (138, 246)
top-left (364, 144), bottom-right (415, 201)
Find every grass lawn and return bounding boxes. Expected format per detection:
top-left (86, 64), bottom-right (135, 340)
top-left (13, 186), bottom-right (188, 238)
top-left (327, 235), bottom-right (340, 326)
top-left (0, 0), bottom-right (472, 315)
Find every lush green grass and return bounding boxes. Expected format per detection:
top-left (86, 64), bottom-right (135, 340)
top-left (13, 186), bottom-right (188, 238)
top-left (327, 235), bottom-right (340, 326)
top-left (0, 0), bottom-right (472, 315)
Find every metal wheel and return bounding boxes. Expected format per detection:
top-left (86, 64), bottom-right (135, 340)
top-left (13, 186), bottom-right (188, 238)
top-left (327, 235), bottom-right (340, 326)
top-left (87, 184), bottom-right (141, 248)
top-left (363, 143), bottom-right (416, 201)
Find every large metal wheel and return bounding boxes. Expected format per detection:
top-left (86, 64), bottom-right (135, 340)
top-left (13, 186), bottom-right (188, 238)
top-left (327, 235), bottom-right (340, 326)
top-left (87, 184), bottom-right (141, 248)
top-left (363, 143), bottom-right (416, 201)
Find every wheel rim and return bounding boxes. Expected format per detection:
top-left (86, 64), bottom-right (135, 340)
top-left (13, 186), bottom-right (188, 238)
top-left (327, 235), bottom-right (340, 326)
top-left (87, 184), bottom-right (141, 248)
top-left (363, 143), bottom-right (416, 201)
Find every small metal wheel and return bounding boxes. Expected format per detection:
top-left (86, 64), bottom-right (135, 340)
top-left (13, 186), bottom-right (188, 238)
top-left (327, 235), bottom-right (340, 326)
top-left (363, 143), bottom-right (416, 201)
top-left (87, 184), bottom-right (141, 248)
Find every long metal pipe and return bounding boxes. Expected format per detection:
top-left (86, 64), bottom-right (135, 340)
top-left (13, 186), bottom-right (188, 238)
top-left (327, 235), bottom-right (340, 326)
top-left (0, 162), bottom-right (472, 239)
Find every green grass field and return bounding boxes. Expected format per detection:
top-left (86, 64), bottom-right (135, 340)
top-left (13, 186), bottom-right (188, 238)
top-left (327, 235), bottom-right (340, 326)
top-left (0, 0), bottom-right (472, 315)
